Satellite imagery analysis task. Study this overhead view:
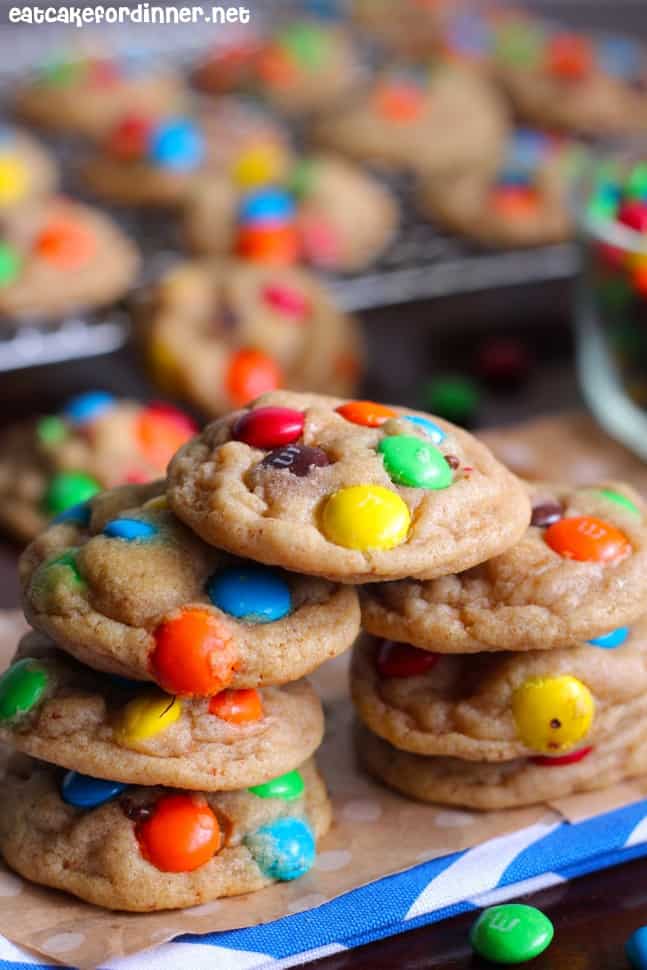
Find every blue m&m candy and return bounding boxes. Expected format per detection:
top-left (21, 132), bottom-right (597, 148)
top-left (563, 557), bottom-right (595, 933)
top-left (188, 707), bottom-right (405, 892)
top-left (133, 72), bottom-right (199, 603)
top-left (52, 501), bottom-right (92, 526)
top-left (103, 518), bottom-right (158, 541)
top-left (588, 627), bottom-right (629, 649)
top-left (150, 119), bottom-right (205, 170)
top-left (627, 926), bottom-right (647, 969)
top-left (244, 816), bottom-right (316, 881)
top-left (63, 391), bottom-right (115, 424)
top-left (597, 36), bottom-right (643, 81)
top-left (239, 188), bottom-right (295, 225)
top-left (207, 566), bottom-right (292, 623)
top-left (61, 771), bottom-right (129, 809)
top-left (404, 415), bottom-right (446, 444)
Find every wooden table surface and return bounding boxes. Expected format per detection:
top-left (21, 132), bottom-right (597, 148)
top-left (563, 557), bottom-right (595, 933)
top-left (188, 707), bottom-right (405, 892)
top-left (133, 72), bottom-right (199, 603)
top-left (2, 278), bottom-right (647, 969)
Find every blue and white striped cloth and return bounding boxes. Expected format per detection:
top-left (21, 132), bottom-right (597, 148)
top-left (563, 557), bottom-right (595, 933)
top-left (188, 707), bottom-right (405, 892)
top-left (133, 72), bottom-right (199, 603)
top-left (4, 798), bottom-right (647, 969)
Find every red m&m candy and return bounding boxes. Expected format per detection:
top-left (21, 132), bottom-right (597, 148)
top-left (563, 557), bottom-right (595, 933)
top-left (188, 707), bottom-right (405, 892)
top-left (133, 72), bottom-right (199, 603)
top-left (108, 114), bottom-right (153, 160)
top-left (530, 746), bottom-right (593, 767)
top-left (375, 639), bottom-right (439, 678)
top-left (545, 516), bottom-right (631, 563)
top-left (151, 609), bottom-right (237, 696)
top-left (618, 200), bottom-right (647, 234)
top-left (136, 793), bottom-right (221, 872)
top-left (546, 33), bottom-right (593, 80)
top-left (233, 406), bottom-right (304, 449)
top-left (226, 348), bottom-right (282, 406)
top-left (209, 687), bottom-right (263, 723)
top-left (336, 400), bottom-right (396, 428)
top-left (262, 283), bottom-right (310, 319)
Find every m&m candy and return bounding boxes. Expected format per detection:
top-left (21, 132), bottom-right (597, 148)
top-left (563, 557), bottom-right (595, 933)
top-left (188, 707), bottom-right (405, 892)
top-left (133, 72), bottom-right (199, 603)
top-left (114, 693), bottom-right (181, 745)
top-left (588, 627), bottom-right (629, 649)
top-left (626, 926), bottom-right (647, 969)
top-left (245, 816), bottom-right (315, 881)
top-left (208, 688), bottom-right (263, 723)
top-left (136, 403), bottom-right (196, 468)
top-left (374, 80), bottom-right (425, 122)
top-left (403, 415), bottom-right (446, 444)
top-left (335, 400), bottom-right (396, 428)
top-left (44, 550), bottom-right (83, 584)
top-left (544, 516), bottom-right (631, 563)
top-left (52, 501), bottom-right (91, 526)
top-left (0, 658), bottom-right (48, 722)
top-left (248, 769), bottom-right (304, 801)
top-left (37, 415), bottom-right (67, 446)
top-left (422, 376), bottom-right (480, 425)
top-left (103, 518), bottom-right (158, 542)
top-left (375, 640), bottom-right (439, 678)
top-left (207, 566), bottom-right (292, 622)
top-left (618, 200), bottom-right (647, 233)
top-left (239, 188), bottom-right (295, 224)
top-left (232, 142), bottom-right (287, 188)
top-left (546, 33), bottom-right (593, 80)
top-left (470, 904), bottom-right (554, 964)
top-left (512, 675), bottom-right (594, 754)
top-left (149, 119), bottom-right (205, 170)
top-left (530, 746), bottom-right (593, 766)
top-left (108, 114), bottom-right (152, 160)
top-left (43, 471), bottom-right (101, 517)
top-left (0, 242), bottom-right (21, 286)
top-left (226, 348), bottom-right (282, 406)
top-left (236, 223), bottom-right (299, 264)
top-left (136, 793), bottom-right (221, 872)
top-left (262, 282), bottom-right (310, 319)
top-left (35, 218), bottom-right (96, 270)
top-left (378, 435), bottom-right (453, 490)
top-left (151, 609), bottom-right (237, 696)
top-left (233, 406), bottom-right (304, 449)
top-left (596, 487), bottom-right (641, 517)
top-left (261, 443), bottom-right (330, 477)
top-left (530, 501), bottom-right (562, 528)
top-left (320, 485), bottom-right (411, 550)
top-left (63, 390), bottom-right (115, 424)
top-left (61, 771), bottom-right (128, 809)
top-left (0, 155), bottom-right (28, 205)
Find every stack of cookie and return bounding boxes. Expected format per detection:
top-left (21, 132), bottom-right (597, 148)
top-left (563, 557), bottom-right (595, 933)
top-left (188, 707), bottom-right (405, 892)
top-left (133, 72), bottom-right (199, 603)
top-left (355, 481), bottom-right (647, 809)
top-left (0, 390), bottom-right (530, 909)
top-left (0, 470), bottom-right (361, 910)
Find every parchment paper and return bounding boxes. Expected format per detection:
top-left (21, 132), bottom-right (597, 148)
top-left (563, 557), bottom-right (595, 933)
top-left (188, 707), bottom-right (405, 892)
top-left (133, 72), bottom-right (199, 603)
top-left (1, 412), bottom-right (646, 969)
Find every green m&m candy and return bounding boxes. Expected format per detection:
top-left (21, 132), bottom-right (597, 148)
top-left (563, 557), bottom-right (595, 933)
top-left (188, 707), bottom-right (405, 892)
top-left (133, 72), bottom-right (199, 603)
top-left (378, 435), bottom-right (452, 489)
top-left (470, 904), bottom-right (554, 964)
top-left (422, 376), bottom-right (480, 426)
top-left (45, 550), bottom-right (83, 584)
top-left (626, 162), bottom-right (647, 201)
top-left (248, 770), bottom-right (304, 801)
top-left (0, 658), bottom-right (48, 722)
top-left (36, 415), bottom-right (67, 446)
top-left (0, 243), bottom-right (21, 287)
top-left (280, 23), bottom-right (328, 68)
top-left (43, 470), bottom-right (101, 517)
top-left (597, 487), bottom-right (641, 516)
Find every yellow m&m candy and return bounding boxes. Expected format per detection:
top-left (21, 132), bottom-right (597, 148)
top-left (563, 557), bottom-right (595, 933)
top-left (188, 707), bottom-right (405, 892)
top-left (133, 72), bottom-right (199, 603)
top-left (148, 338), bottom-right (183, 396)
top-left (114, 693), bottom-right (182, 747)
top-left (0, 156), bottom-right (28, 205)
top-left (232, 143), bottom-right (286, 188)
top-left (320, 485), bottom-right (410, 551)
top-left (512, 675), bottom-right (594, 754)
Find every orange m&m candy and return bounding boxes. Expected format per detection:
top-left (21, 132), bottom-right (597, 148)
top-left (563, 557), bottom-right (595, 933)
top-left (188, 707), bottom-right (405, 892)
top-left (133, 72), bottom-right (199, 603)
top-left (374, 81), bottom-right (425, 122)
top-left (136, 404), bottom-right (196, 468)
top-left (546, 33), bottom-right (593, 81)
top-left (256, 45), bottom-right (298, 88)
top-left (545, 516), bottom-right (631, 563)
top-left (236, 224), bottom-right (300, 265)
top-left (36, 217), bottom-right (96, 270)
top-left (152, 608), bottom-right (237, 696)
top-left (336, 400), bottom-right (396, 428)
top-left (136, 793), bottom-right (221, 872)
top-left (209, 687), bottom-right (264, 723)
top-left (226, 348), bottom-right (282, 406)
top-left (490, 185), bottom-right (540, 219)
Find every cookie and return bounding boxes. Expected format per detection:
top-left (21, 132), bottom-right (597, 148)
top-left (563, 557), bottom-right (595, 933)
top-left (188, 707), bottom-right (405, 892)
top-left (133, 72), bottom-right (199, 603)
top-left (351, 625), bottom-right (647, 761)
top-left (0, 633), bottom-right (324, 790)
top-left (0, 126), bottom-right (58, 213)
top-left (137, 260), bottom-right (363, 417)
top-left (418, 129), bottom-right (576, 248)
top-left (184, 154), bottom-right (399, 272)
top-left (312, 64), bottom-right (507, 176)
top-left (0, 394), bottom-right (196, 541)
top-left (357, 717), bottom-right (647, 810)
top-left (83, 102), bottom-right (294, 208)
top-left (0, 755), bottom-right (331, 910)
top-left (193, 20), bottom-right (363, 116)
top-left (20, 481), bottom-right (360, 689)
top-left (167, 391), bottom-right (531, 583)
top-left (15, 52), bottom-right (186, 140)
top-left (0, 196), bottom-right (140, 320)
top-left (351, 0), bottom-right (456, 58)
top-left (361, 481), bottom-right (647, 652)
top-left (496, 27), bottom-right (647, 135)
